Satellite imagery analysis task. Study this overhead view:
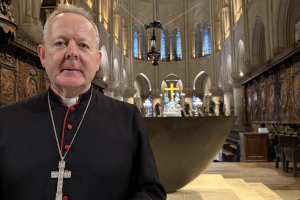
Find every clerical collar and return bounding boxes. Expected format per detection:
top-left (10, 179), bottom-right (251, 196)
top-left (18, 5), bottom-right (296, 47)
top-left (50, 85), bottom-right (79, 107)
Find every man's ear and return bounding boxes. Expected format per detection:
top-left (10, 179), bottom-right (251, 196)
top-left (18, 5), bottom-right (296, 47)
top-left (96, 51), bottom-right (102, 71)
top-left (37, 45), bottom-right (45, 68)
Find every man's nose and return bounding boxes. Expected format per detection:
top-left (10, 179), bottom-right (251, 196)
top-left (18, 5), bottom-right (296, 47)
top-left (65, 42), bottom-right (79, 60)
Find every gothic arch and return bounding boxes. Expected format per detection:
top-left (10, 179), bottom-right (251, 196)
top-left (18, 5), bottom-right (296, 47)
top-left (99, 45), bottom-right (109, 81)
top-left (113, 58), bottom-right (120, 86)
top-left (287, 0), bottom-right (300, 45)
top-left (252, 18), bottom-right (266, 66)
top-left (225, 54), bottom-right (232, 84)
top-left (161, 15), bottom-right (183, 32)
top-left (237, 40), bottom-right (245, 75)
top-left (136, 73), bottom-right (152, 92)
top-left (192, 8), bottom-right (210, 30)
top-left (123, 69), bottom-right (128, 87)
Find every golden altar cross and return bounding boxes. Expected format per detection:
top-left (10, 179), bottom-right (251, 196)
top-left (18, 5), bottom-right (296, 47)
top-left (165, 83), bottom-right (180, 100)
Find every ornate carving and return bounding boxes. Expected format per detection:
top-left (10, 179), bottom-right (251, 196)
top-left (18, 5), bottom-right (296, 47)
top-left (268, 74), bottom-right (276, 121)
top-left (0, 0), bottom-right (14, 21)
top-left (252, 84), bottom-right (259, 120)
top-left (246, 87), bottom-right (252, 121)
top-left (279, 71), bottom-right (288, 120)
top-left (25, 65), bottom-right (38, 98)
top-left (292, 63), bottom-right (300, 120)
top-left (14, 35), bottom-right (38, 52)
top-left (0, 52), bottom-right (15, 67)
top-left (260, 81), bottom-right (266, 120)
top-left (0, 68), bottom-right (15, 103)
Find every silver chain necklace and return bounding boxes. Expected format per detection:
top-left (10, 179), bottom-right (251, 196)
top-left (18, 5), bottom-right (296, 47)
top-left (47, 90), bottom-right (93, 200)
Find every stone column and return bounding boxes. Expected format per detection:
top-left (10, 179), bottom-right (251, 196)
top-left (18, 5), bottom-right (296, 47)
top-left (152, 95), bottom-right (161, 117)
top-left (222, 84), bottom-right (233, 116)
top-left (138, 32), bottom-right (142, 59)
top-left (215, 21), bottom-right (221, 51)
top-left (191, 31), bottom-right (195, 58)
top-left (210, 86), bottom-right (223, 116)
top-left (124, 88), bottom-right (136, 104)
top-left (123, 26), bottom-right (128, 56)
top-left (182, 89), bottom-right (193, 116)
top-left (233, 85), bottom-right (244, 129)
top-left (169, 35), bottom-right (173, 60)
top-left (114, 86), bottom-right (125, 101)
top-left (16, 0), bottom-right (43, 43)
top-left (104, 80), bottom-right (117, 98)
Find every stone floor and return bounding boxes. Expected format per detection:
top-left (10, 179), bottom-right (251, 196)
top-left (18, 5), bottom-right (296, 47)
top-left (166, 162), bottom-right (300, 200)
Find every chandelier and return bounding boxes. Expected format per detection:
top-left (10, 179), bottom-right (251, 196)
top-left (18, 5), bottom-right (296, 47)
top-left (144, 21), bottom-right (163, 66)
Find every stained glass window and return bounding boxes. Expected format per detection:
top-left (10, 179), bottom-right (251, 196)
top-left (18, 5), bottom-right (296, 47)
top-left (204, 22), bottom-right (211, 55)
top-left (176, 29), bottom-right (181, 58)
top-left (133, 27), bottom-right (138, 58)
top-left (161, 31), bottom-right (166, 59)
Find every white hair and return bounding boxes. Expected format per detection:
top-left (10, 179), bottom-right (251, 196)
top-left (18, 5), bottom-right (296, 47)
top-left (43, 4), bottom-right (99, 50)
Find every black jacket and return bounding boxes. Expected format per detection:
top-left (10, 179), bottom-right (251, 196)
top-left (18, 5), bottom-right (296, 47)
top-left (0, 87), bottom-right (166, 200)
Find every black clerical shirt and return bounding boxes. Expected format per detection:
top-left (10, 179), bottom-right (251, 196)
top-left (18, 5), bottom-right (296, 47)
top-left (0, 87), bottom-right (166, 200)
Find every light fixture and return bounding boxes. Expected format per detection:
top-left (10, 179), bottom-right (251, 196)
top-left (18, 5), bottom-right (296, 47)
top-left (144, 21), bottom-right (163, 66)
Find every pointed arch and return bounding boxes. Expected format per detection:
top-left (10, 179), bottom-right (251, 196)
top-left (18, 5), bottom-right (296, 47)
top-left (113, 59), bottom-right (120, 86)
top-left (237, 40), bottom-right (245, 75)
top-left (172, 28), bottom-right (182, 59)
top-left (193, 71), bottom-right (206, 90)
top-left (136, 73), bottom-right (152, 92)
top-left (226, 54), bottom-right (233, 84)
top-left (123, 69), bottom-right (128, 87)
top-left (252, 18), bottom-right (266, 66)
top-left (100, 45), bottom-right (109, 81)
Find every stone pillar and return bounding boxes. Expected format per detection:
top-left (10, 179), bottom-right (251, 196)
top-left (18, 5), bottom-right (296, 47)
top-left (182, 89), bottom-right (193, 116)
top-left (124, 88), bottom-right (136, 104)
top-left (114, 87), bottom-right (125, 101)
top-left (104, 80), bottom-right (117, 98)
top-left (123, 26), bottom-right (128, 56)
top-left (169, 35), bottom-right (173, 60)
top-left (191, 31), bottom-right (195, 58)
top-left (210, 86), bottom-right (223, 116)
top-left (215, 21), bottom-right (221, 51)
top-left (15, 0), bottom-right (43, 43)
top-left (114, 14), bottom-right (120, 44)
top-left (138, 32), bottom-right (142, 59)
top-left (295, 21), bottom-right (300, 42)
top-left (233, 86), bottom-right (244, 129)
top-left (152, 95), bottom-right (161, 117)
top-left (222, 84), bottom-right (233, 116)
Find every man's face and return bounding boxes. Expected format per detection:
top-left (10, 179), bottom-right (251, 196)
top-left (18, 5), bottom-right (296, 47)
top-left (38, 13), bottom-right (101, 94)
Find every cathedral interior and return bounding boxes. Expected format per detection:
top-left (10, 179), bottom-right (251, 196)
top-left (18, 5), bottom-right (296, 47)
top-left (0, 0), bottom-right (300, 199)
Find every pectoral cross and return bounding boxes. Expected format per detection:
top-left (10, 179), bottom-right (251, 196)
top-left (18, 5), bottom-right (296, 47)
top-left (51, 160), bottom-right (71, 200)
top-left (165, 83), bottom-right (180, 100)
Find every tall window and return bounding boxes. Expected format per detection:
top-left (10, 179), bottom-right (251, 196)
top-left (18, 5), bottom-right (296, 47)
top-left (161, 31), bottom-right (166, 59)
top-left (176, 29), bottom-right (182, 59)
top-left (204, 22), bottom-right (211, 55)
top-left (195, 23), bottom-right (202, 58)
top-left (133, 27), bottom-right (138, 58)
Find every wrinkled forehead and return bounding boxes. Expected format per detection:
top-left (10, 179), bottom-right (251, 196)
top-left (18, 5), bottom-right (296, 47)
top-left (47, 13), bottom-right (95, 33)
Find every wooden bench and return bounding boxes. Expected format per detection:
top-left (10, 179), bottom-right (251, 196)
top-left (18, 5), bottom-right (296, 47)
top-left (222, 150), bottom-right (235, 162)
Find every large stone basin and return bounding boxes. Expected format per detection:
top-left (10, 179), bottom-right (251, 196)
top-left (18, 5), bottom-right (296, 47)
top-left (143, 116), bottom-right (237, 193)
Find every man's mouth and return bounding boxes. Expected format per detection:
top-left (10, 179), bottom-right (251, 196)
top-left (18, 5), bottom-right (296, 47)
top-left (61, 69), bottom-right (80, 72)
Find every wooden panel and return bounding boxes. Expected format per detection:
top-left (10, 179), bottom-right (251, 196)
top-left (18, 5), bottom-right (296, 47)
top-left (244, 62), bottom-right (300, 124)
top-left (239, 132), bottom-right (268, 162)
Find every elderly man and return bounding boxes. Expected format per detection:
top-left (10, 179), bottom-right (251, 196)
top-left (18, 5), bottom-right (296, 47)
top-left (0, 4), bottom-right (166, 200)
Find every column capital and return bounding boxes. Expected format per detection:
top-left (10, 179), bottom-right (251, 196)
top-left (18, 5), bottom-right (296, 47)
top-left (124, 88), bottom-right (137, 97)
top-left (221, 83), bottom-right (233, 94)
top-left (114, 86), bottom-right (125, 97)
top-left (209, 85), bottom-right (224, 96)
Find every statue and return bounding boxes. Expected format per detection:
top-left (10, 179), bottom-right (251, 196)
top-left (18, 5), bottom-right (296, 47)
top-left (154, 103), bottom-right (161, 116)
top-left (209, 100), bottom-right (216, 115)
top-left (218, 100), bottom-right (225, 116)
top-left (184, 102), bottom-right (191, 116)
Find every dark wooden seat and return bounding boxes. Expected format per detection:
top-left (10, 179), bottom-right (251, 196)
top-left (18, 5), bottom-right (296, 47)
top-left (283, 147), bottom-right (300, 177)
top-left (274, 144), bottom-right (283, 168)
top-left (222, 150), bottom-right (235, 162)
top-left (278, 135), bottom-right (298, 172)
